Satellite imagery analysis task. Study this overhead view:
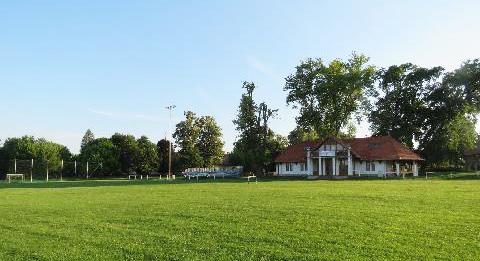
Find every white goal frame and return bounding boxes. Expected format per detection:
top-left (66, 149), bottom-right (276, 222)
top-left (6, 173), bottom-right (25, 183)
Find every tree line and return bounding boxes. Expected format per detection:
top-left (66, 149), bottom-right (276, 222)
top-left (0, 111), bottom-right (226, 177)
top-left (1, 53), bottom-right (478, 176)
top-left (283, 53), bottom-right (480, 170)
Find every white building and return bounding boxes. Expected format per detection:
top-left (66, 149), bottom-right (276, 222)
top-left (274, 136), bottom-right (422, 178)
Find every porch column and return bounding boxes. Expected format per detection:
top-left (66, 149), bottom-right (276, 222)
top-left (395, 162), bottom-right (400, 176)
top-left (322, 158), bottom-right (326, 176)
top-left (307, 150), bottom-right (313, 175)
top-left (413, 161), bottom-right (418, 177)
top-left (332, 157), bottom-right (336, 176)
top-left (317, 149), bottom-right (323, 176)
top-left (318, 157), bottom-right (322, 176)
top-left (347, 149), bottom-right (353, 176)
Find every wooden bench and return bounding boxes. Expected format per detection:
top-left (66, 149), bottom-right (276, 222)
top-left (425, 172), bottom-right (434, 179)
top-left (247, 175), bottom-right (257, 183)
top-left (6, 174), bottom-right (24, 183)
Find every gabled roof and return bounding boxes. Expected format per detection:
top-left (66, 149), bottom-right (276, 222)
top-left (342, 136), bottom-right (423, 161)
top-left (273, 140), bottom-right (320, 163)
top-left (274, 136), bottom-right (423, 163)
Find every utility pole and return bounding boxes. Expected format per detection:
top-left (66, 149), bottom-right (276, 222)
top-left (166, 105), bottom-right (176, 179)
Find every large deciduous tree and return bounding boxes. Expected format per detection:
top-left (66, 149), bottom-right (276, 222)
top-left (135, 136), bottom-right (159, 174)
top-left (110, 133), bottom-right (139, 174)
top-left (197, 116), bottom-right (224, 167)
top-left (0, 136), bottom-right (71, 176)
top-left (369, 64), bottom-right (444, 148)
top-left (287, 126), bottom-right (319, 145)
top-left (173, 111), bottom-right (203, 169)
top-left (419, 59), bottom-right (480, 167)
top-left (369, 59), bottom-right (480, 168)
top-left (174, 111), bottom-right (224, 169)
top-left (79, 137), bottom-right (120, 175)
top-left (284, 53), bottom-right (376, 140)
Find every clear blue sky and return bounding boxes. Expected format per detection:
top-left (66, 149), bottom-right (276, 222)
top-left (1, 0), bottom-right (479, 153)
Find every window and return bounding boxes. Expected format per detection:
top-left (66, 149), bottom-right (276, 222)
top-left (300, 163), bottom-right (305, 171)
top-left (286, 163), bottom-right (293, 172)
top-left (366, 161), bottom-right (376, 172)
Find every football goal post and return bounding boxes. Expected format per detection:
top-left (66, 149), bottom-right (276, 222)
top-left (7, 159), bottom-right (33, 182)
top-left (4, 159), bottom-right (102, 182)
top-left (62, 161), bottom-right (101, 179)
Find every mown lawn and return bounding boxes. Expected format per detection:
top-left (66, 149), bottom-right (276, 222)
top-left (0, 178), bottom-right (479, 260)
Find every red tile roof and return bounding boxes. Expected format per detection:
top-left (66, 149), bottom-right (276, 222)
top-left (274, 136), bottom-right (423, 162)
top-left (342, 136), bottom-right (423, 161)
top-left (274, 140), bottom-right (320, 163)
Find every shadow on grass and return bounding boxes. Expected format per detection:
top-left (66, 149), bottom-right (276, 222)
top-left (0, 176), bottom-right (310, 189)
top-left (423, 172), bottom-right (480, 180)
top-left (1, 173), bottom-right (478, 189)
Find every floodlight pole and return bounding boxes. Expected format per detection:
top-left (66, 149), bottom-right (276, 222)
top-left (61, 160), bottom-right (64, 181)
top-left (166, 105), bottom-right (176, 179)
top-left (31, 159), bottom-right (33, 183)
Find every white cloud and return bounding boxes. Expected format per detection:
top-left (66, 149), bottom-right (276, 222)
top-left (88, 109), bottom-right (115, 118)
top-left (246, 55), bottom-right (281, 81)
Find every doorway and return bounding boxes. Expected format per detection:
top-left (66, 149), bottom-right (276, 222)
top-left (312, 159), bottom-right (319, 176)
top-left (324, 158), bottom-right (333, 176)
top-left (339, 159), bottom-right (348, 176)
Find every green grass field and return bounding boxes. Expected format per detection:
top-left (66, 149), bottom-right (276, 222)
top-left (0, 177), bottom-right (479, 260)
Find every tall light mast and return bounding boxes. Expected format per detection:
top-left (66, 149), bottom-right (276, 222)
top-left (166, 105), bottom-right (176, 178)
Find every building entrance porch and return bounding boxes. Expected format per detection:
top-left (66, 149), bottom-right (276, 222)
top-left (317, 157), bottom-right (335, 176)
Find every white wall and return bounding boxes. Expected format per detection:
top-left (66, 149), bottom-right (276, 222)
top-left (354, 160), bottom-right (386, 177)
top-left (277, 158), bottom-right (417, 178)
top-left (276, 162), bottom-right (311, 176)
top-left (277, 160), bottom-right (387, 177)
